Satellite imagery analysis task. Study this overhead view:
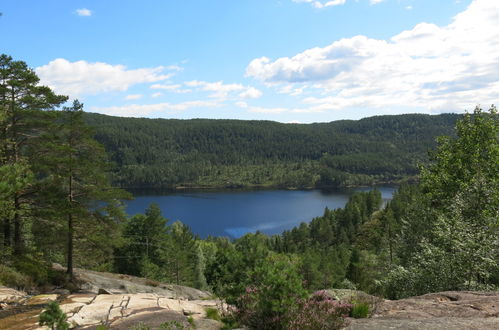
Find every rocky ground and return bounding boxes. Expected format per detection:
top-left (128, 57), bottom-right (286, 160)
top-left (0, 267), bottom-right (224, 329)
top-left (1, 270), bottom-right (498, 329)
top-left (342, 290), bottom-right (499, 330)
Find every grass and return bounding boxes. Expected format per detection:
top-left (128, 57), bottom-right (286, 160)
top-left (351, 302), bottom-right (370, 318)
top-left (205, 307), bottom-right (221, 321)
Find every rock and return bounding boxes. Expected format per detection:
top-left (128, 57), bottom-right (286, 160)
top-left (26, 294), bottom-right (58, 305)
top-left (0, 286), bottom-right (26, 304)
top-left (73, 268), bottom-right (212, 300)
top-left (52, 263), bottom-right (65, 272)
top-left (345, 317), bottom-right (499, 329)
top-left (195, 318), bottom-right (224, 330)
top-left (51, 288), bottom-right (70, 295)
top-left (98, 288), bottom-right (112, 295)
top-left (344, 291), bottom-right (499, 330)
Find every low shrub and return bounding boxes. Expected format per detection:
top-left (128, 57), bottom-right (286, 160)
top-left (39, 301), bottom-right (69, 330)
top-left (205, 307), bottom-right (221, 321)
top-left (0, 264), bottom-right (33, 290)
top-left (351, 302), bottom-right (370, 318)
top-left (288, 290), bottom-right (352, 330)
top-left (13, 256), bottom-right (50, 286)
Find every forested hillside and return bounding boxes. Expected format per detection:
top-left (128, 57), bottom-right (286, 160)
top-left (84, 112), bottom-right (460, 189)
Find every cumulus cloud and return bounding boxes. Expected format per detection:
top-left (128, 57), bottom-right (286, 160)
top-left (248, 106), bottom-right (289, 114)
top-left (185, 80), bottom-right (262, 100)
top-left (75, 8), bottom-right (92, 16)
top-left (125, 94), bottom-right (143, 100)
top-left (36, 59), bottom-right (172, 96)
top-left (150, 83), bottom-right (191, 93)
top-left (248, 0), bottom-right (499, 112)
top-left (292, 0), bottom-right (346, 9)
top-left (239, 87), bottom-right (263, 99)
top-left (91, 100), bottom-right (221, 117)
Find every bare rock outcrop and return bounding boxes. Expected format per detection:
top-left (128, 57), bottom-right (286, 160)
top-left (0, 268), bottom-right (223, 329)
top-left (344, 291), bottom-right (499, 330)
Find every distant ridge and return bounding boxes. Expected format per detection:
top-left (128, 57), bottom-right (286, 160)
top-left (84, 112), bottom-right (460, 190)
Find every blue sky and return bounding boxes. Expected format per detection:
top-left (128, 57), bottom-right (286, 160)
top-left (2, 0), bottom-right (498, 123)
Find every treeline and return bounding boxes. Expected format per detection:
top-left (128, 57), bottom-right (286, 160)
top-left (111, 107), bottom-right (498, 329)
top-left (0, 54), bottom-right (128, 281)
top-left (1, 53), bottom-right (497, 329)
top-left (84, 112), bottom-right (460, 189)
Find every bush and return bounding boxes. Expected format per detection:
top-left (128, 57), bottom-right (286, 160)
top-left (205, 307), bottom-right (221, 321)
top-left (233, 254), bottom-right (307, 329)
top-left (351, 302), bottom-right (370, 318)
top-left (39, 301), bottom-right (69, 330)
top-left (13, 256), bottom-right (50, 286)
top-left (288, 291), bottom-right (352, 330)
top-left (0, 264), bottom-right (33, 290)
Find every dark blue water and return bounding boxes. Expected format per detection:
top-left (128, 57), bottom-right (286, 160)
top-left (125, 187), bottom-right (396, 238)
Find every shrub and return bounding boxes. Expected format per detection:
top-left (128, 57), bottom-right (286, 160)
top-left (205, 307), bottom-right (221, 321)
top-left (351, 302), bottom-right (370, 318)
top-left (187, 316), bottom-right (195, 327)
top-left (13, 256), bottom-right (49, 286)
top-left (288, 290), bottom-right (352, 330)
top-left (0, 264), bottom-right (33, 290)
top-left (39, 301), bottom-right (69, 330)
top-left (233, 254), bottom-right (307, 329)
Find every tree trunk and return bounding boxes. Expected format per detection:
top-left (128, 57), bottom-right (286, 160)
top-left (3, 217), bottom-right (11, 247)
top-left (67, 213), bottom-right (73, 278)
top-left (67, 172), bottom-right (74, 279)
top-left (13, 193), bottom-right (22, 255)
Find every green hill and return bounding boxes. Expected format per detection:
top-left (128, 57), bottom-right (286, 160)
top-left (84, 113), bottom-right (460, 189)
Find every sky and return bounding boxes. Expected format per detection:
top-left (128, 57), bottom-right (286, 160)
top-left (2, 0), bottom-right (498, 123)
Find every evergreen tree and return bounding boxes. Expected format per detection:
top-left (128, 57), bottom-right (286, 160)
top-left (0, 54), bottom-right (67, 255)
top-left (385, 106), bottom-right (499, 297)
top-left (40, 100), bottom-right (128, 278)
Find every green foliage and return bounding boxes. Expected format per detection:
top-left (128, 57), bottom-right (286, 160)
top-left (232, 254), bottom-right (307, 330)
top-left (39, 301), bottom-right (69, 330)
top-left (187, 316), bottom-right (195, 327)
top-left (351, 302), bottom-right (370, 318)
top-left (383, 106), bottom-right (499, 298)
top-left (115, 204), bottom-right (200, 288)
top-left (83, 112), bottom-right (459, 190)
top-left (205, 307), bottom-right (221, 321)
top-left (12, 256), bottom-right (50, 286)
top-left (288, 291), bottom-right (352, 330)
top-left (0, 264), bottom-right (32, 289)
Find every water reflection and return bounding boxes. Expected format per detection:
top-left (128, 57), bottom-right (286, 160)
top-left (125, 186), bottom-right (397, 239)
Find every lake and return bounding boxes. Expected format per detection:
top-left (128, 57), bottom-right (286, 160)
top-left (125, 186), bottom-right (397, 238)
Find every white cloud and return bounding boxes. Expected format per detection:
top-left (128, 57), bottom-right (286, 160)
top-left (91, 100), bottom-right (221, 117)
top-left (151, 92), bottom-right (164, 98)
top-left (369, 0), bottom-right (385, 4)
top-left (248, 0), bottom-right (499, 112)
top-left (405, 5), bottom-right (413, 10)
top-left (150, 83), bottom-right (191, 93)
top-left (239, 87), bottom-right (263, 99)
top-left (125, 94), bottom-right (143, 100)
top-left (36, 59), bottom-right (171, 96)
top-left (292, 0), bottom-right (346, 9)
top-left (75, 8), bottom-right (92, 16)
top-left (248, 106), bottom-right (289, 114)
top-left (235, 101), bottom-right (249, 108)
top-left (185, 80), bottom-right (262, 100)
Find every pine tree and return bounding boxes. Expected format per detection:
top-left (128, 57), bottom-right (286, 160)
top-left (0, 54), bottom-right (67, 255)
top-left (40, 100), bottom-right (128, 278)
